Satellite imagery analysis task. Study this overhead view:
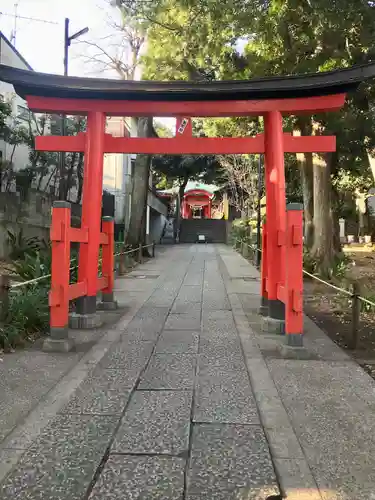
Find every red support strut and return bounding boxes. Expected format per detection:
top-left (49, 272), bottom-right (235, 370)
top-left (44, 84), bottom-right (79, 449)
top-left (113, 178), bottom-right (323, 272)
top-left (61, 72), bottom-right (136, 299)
top-left (285, 204), bottom-right (304, 344)
top-left (49, 201), bottom-right (71, 334)
top-left (99, 216), bottom-right (117, 310)
top-left (260, 222), bottom-right (268, 315)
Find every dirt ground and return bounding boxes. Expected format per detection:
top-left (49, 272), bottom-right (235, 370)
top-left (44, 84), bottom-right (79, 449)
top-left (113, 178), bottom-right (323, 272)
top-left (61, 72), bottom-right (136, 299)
top-left (304, 249), bottom-right (375, 380)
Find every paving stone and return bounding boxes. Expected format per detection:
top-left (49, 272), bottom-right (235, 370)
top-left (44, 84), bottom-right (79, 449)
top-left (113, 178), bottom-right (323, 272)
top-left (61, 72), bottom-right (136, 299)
top-left (176, 286), bottom-right (202, 302)
top-left (268, 359), bottom-right (375, 499)
top-left (139, 354), bottom-right (196, 389)
top-left (202, 295), bottom-right (231, 310)
top-left (171, 301), bottom-right (202, 314)
top-left (145, 294), bottom-right (176, 307)
top-left (198, 351), bottom-right (247, 372)
top-left (0, 414), bottom-right (118, 500)
top-left (186, 424), bottom-right (279, 499)
top-left (202, 311), bottom-right (237, 336)
top-left (199, 337), bottom-right (243, 358)
top-left (112, 391), bottom-right (191, 454)
top-left (0, 351), bottom-right (80, 443)
top-left (89, 455), bottom-right (185, 500)
top-left (0, 449), bottom-right (23, 482)
top-left (134, 306), bottom-right (170, 320)
top-left (99, 342), bottom-right (154, 377)
top-left (62, 366), bottom-right (133, 415)
top-left (125, 313), bottom-right (167, 335)
top-left (164, 313), bottom-right (201, 331)
top-left (155, 330), bottom-right (199, 354)
top-left (183, 275), bottom-right (204, 286)
top-left (194, 368), bottom-right (259, 424)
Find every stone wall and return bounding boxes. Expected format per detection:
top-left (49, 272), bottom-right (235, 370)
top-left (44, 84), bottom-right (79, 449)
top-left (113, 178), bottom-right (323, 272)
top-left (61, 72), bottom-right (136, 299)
top-left (0, 190), bottom-right (81, 259)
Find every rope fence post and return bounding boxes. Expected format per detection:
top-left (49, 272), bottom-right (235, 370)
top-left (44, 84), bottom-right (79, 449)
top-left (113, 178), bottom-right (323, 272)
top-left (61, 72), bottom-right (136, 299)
top-left (0, 275), bottom-right (10, 323)
top-left (138, 243), bottom-right (143, 263)
top-left (350, 282), bottom-right (360, 350)
top-left (119, 247), bottom-right (126, 276)
top-left (152, 242), bottom-right (155, 258)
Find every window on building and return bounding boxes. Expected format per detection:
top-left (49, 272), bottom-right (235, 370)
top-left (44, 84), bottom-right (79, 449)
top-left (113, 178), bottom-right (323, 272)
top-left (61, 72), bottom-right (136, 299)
top-left (17, 105), bottom-right (30, 121)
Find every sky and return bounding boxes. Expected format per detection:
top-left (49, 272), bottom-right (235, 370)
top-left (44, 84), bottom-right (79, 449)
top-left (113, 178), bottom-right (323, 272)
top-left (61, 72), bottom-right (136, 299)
top-left (0, 0), bottom-right (112, 76)
top-left (0, 0), bottom-right (175, 129)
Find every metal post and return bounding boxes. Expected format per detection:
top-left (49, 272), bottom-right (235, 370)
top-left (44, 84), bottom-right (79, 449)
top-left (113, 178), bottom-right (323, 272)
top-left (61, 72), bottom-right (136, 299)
top-left (255, 154), bottom-right (262, 268)
top-left (58, 19), bottom-right (69, 201)
top-left (0, 275), bottom-right (10, 324)
top-left (350, 282), bottom-right (360, 350)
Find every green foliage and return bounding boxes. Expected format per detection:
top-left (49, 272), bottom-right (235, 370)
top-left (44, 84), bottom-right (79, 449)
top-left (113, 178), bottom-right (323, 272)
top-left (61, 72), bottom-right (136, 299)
top-left (12, 250), bottom-right (52, 285)
top-left (303, 247), bottom-right (350, 281)
top-left (231, 218), bottom-right (253, 241)
top-left (0, 286), bottom-right (49, 349)
top-left (7, 229), bottom-right (43, 261)
top-left (152, 154), bottom-right (220, 192)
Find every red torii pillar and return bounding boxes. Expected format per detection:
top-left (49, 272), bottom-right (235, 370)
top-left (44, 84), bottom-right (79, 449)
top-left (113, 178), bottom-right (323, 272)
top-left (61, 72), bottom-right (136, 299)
top-left (262, 110), bottom-right (287, 334)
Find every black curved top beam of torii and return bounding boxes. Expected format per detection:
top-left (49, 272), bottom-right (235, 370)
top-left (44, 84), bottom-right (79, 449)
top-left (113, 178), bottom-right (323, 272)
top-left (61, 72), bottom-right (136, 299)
top-left (1, 62), bottom-right (375, 102)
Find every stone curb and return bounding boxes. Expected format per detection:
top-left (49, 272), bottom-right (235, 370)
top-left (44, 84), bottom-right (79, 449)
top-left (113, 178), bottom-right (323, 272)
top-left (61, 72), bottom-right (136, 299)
top-left (218, 248), bottom-right (323, 500)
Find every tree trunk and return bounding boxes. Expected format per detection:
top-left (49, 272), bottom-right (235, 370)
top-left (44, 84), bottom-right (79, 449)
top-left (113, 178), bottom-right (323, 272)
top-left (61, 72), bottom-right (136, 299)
top-left (310, 152), bottom-right (336, 277)
top-left (175, 175), bottom-right (189, 239)
top-left (294, 119), bottom-right (314, 248)
top-left (125, 117), bottom-right (153, 247)
top-left (76, 153), bottom-right (84, 204)
top-left (64, 152), bottom-right (77, 200)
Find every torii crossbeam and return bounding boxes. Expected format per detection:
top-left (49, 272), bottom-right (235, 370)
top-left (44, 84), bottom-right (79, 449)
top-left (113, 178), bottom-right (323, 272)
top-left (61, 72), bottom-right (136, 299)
top-left (1, 62), bottom-right (374, 352)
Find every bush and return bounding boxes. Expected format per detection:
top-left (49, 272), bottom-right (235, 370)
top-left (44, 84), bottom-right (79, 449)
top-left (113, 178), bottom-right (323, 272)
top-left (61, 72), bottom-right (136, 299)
top-left (12, 250), bottom-right (52, 285)
top-left (0, 286), bottom-right (49, 349)
top-left (7, 229), bottom-right (43, 261)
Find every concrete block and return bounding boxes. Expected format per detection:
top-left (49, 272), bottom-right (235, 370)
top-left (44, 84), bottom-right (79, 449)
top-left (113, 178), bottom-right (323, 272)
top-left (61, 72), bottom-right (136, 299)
top-left (277, 344), bottom-right (314, 360)
top-left (261, 316), bottom-right (285, 335)
top-left (42, 337), bottom-right (74, 353)
top-left (69, 312), bottom-right (102, 329)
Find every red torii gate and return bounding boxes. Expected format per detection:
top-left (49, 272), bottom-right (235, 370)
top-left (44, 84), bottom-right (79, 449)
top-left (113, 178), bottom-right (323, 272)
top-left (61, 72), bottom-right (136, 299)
top-left (1, 63), bottom-right (374, 352)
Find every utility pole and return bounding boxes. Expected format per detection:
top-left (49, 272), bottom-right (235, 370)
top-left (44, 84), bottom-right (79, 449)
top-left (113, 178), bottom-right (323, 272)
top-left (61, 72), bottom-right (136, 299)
top-left (59, 18), bottom-right (89, 200)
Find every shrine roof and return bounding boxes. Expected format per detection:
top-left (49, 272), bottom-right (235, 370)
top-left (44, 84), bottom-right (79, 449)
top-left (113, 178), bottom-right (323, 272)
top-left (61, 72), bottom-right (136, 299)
top-left (1, 63), bottom-right (375, 102)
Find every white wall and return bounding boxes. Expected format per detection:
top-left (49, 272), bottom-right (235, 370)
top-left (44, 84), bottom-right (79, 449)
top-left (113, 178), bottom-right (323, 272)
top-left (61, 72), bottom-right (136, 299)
top-left (102, 117), bottom-right (133, 223)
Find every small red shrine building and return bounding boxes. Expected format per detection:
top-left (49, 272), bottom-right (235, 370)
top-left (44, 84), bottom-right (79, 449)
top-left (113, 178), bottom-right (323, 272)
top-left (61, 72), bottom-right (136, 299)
top-left (182, 187), bottom-right (213, 219)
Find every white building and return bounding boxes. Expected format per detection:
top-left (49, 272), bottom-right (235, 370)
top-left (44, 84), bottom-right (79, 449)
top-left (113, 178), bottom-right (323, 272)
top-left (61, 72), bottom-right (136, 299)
top-left (0, 32), bottom-right (34, 181)
top-left (103, 116), bottom-right (134, 227)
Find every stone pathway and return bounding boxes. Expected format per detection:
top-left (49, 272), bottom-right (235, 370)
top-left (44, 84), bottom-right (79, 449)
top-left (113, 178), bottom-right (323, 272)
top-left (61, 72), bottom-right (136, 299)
top-left (1, 244), bottom-right (375, 499)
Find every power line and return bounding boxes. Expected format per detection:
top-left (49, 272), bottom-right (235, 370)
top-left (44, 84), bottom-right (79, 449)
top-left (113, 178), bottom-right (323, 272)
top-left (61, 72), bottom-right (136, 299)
top-left (0, 11), bottom-right (59, 25)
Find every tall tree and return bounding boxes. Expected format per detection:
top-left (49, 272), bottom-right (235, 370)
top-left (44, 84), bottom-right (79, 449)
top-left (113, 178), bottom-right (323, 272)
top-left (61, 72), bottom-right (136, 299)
top-left (78, 1), bottom-right (153, 246)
